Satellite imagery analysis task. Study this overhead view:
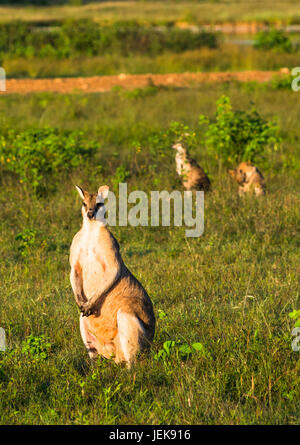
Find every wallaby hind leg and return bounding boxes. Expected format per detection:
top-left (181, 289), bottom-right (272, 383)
top-left (116, 310), bottom-right (146, 368)
top-left (80, 315), bottom-right (116, 361)
top-left (80, 314), bottom-right (98, 360)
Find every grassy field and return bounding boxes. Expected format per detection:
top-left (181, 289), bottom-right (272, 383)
top-left (3, 46), bottom-right (300, 79)
top-left (0, 83), bottom-right (299, 424)
top-left (0, 1), bottom-right (300, 24)
top-left (1, 9), bottom-right (300, 79)
top-left (1, 20), bottom-right (299, 79)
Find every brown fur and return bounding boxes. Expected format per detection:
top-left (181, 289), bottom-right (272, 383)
top-left (228, 161), bottom-right (265, 197)
top-left (172, 143), bottom-right (211, 191)
top-left (70, 185), bottom-right (155, 366)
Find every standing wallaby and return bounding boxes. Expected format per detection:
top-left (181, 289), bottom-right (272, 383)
top-left (228, 162), bottom-right (265, 197)
top-left (70, 185), bottom-right (155, 367)
top-left (172, 143), bottom-right (211, 191)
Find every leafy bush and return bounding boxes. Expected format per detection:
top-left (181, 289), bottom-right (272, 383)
top-left (199, 95), bottom-right (281, 163)
top-left (61, 19), bottom-right (102, 56)
top-left (0, 21), bottom-right (66, 59)
top-left (270, 74), bottom-right (293, 90)
top-left (165, 28), bottom-right (218, 53)
top-left (131, 96), bottom-right (281, 171)
top-left (124, 85), bottom-right (160, 100)
top-left (112, 165), bottom-right (130, 191)
top-left (0, 128), bottom-right (98, 193)
top-left (0, 20), bottom-right (218, 59)
top-left (254, 29), bottom-right (293, 53)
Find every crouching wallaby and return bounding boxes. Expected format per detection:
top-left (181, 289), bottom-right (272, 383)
top-left (172, 143), bottom-right (211, 191)
top-left (228, 161), bottom-right (265, 197)
top-left (70, 185), bottom-right (155, 367)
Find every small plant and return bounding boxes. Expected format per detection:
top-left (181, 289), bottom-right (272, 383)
top-left (112, 165), bottom-right (130, 190)
top-left (271, 74), bottom-right (294, 90)
top-left (102, 382), bottom-right (123, 418)
top-left (15, 229), bottom-right (37, 257)
top-left (289, 310), bottom-right (300, 327)
top-left (154, 340), bottom-right (176, 361)
top-left (154, 340), bottom-right (209, 362)
top-left (157, 309), bottom-right (167, 320)
top-left (167, 121), bottom-right (198, 148)
top-left (199, 95), bottom-right (281, 164)
top-left (124, 85), bottom-right (159, 100)
top-left (254, 29), bottom-right (293, 53)
top-left (21, 334), bottom-right (52, 361)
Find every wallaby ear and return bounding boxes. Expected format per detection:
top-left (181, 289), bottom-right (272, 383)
top-left (98, 185), bottom-right (109, 200)
top-left (75, 185), bottom-right (85, 200)
top-left (228, 169), bottom-right (236, 179)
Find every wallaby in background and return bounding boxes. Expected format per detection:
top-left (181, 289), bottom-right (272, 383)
top-left (172, 143), bottom-right (211, 191)
top-left (70, 185), bottom-right (155, 367)
top-left (228, 161), bottom-right (265, 197)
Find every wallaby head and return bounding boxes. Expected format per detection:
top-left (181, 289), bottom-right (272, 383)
top-left (228, 161), bottom-right (262, 186)
top-left (228, 162), bottom-right (265, 197)
top-left (172, 143), bottom-right (186, 155)
top-left (228, 165), bottom-right (247, 185)
top-left (75, 185), bottom-right (109, 221)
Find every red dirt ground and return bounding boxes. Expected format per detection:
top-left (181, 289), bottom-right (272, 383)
top-left (2, 70), bottom-right (286, 95)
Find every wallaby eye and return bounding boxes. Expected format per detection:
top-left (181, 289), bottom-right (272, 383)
top-left (82, 202), bottom-right (87, 207)
top-left (96, 202), bottom-right (104, 209)
top-left (239, 170), bottom-right (243, 173)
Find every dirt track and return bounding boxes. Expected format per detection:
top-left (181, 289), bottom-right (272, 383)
top-left (2, 70), bottom-right (285, 94)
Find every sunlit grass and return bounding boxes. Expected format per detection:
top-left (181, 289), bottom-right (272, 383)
top-left (0, 85), bottom-right (299, 424)
top-left (0, 1), bottom-right (300, 24)
top-left (3, 45), bottom-right (299, 79)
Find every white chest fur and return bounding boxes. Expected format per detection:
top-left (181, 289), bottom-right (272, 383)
top-left (175, 153), bottom-right (184, 176)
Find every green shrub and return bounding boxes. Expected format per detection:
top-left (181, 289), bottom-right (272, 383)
top-left (270, 74), bottom-right (293, 90)
top-left (165, 28), bottom-right (218, 53)
top-left (254, 29), bottom-right (293, 53)
top-left (112, 165), bottom-right (130, 191)
top-left (199, 95), bottom-right (281, 163)
top-left (0, 128), bottom-right (98, 193)
top-left (123, 85), bottom-right (160, 100)
top-left (0, 19), bottom-right (218, 59)
top-left (132, 96), bottom-right (281, 169)
top-left (61, 19), bottom-right (102, 56)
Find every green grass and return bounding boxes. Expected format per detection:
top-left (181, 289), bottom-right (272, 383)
top-left (1, 1), bottom-right (300, 24)
top-left (0, 84), bottom-right (299, 424)
top-left (3, 45), bottom-right (300, 78)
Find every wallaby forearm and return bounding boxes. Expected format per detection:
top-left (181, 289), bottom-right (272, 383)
top-left (70, 268), bottom-right (87, 307)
